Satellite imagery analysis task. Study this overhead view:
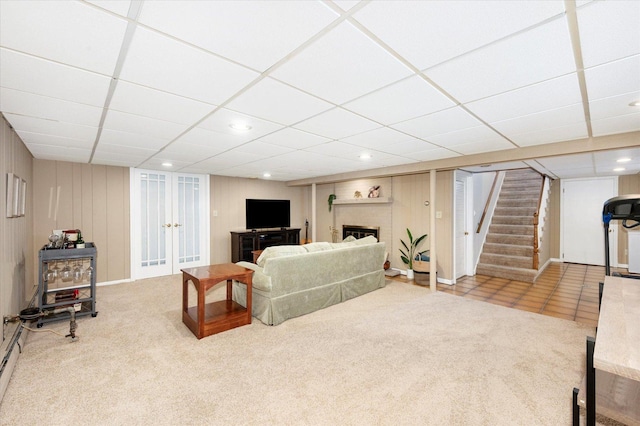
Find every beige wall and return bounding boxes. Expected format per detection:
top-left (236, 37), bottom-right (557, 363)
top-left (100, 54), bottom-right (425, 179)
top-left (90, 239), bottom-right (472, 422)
top-left (314, 171), bottom-right (455, 281)
top-left (210, 175), bottom-right (309, 264)
top-left (32, 160), bottom-right (130, 283)
top-left (0, 115), bottom-right (33, 380)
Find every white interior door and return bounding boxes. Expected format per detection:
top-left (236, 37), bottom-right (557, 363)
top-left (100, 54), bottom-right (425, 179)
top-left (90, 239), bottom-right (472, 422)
top-left (454, 176), bottom-right (471, 280)
top-left (131, 169), bottom-right (209, 279)
top-left (561, 177), bottom-right (617, 266)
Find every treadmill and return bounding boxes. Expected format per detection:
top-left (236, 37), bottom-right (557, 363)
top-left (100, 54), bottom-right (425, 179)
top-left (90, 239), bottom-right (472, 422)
top-left (602, 195), bottom-right (640, 277)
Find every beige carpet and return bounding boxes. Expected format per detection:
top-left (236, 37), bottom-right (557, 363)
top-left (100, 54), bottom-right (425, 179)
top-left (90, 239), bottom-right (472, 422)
top-left (0, 275), bottom-right (599, 425)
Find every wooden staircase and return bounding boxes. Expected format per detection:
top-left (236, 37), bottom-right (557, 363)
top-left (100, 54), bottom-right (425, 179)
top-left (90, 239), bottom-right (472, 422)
top-left (476, 169), bottom-right (543, 283)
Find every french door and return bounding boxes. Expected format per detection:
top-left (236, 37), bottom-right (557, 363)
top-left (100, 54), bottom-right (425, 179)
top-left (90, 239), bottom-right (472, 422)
top-left (131, 169), bottom-right (209, 279)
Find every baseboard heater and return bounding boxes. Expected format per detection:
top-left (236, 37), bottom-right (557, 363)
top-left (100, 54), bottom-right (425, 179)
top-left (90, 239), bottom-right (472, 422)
top-left (0, 292), bottom-right (36, 403)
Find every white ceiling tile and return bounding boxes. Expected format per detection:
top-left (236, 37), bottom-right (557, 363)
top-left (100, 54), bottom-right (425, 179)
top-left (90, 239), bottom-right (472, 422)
top-left (354, 0), bottom-right (564, 70)
top-left (271, 22), bottom-right (413, 105)
top-left (504, 122), bottom-right (589, 147)
top-left (591, 112), bottom-right (640, 137)
top-left (226, 78), bottom-right (333, 125)
top-left (0, 88), bottom-right (103, 127)
top-left (427, 127), bottom-right (514, 154)
top-left (594, 147), bottom-right (640, 175)
top-left (109, 81), bottom-right (214, 125)
top-left (426, 17), bottom-right (575, 103)
top-left (162, 141), bottom-right (233, 162)
top-left (303, 141), bottom-right (371, 161)
top-left (173, 127), bottom-right (246, 151)
top-left (465, 73), bottom-right (582, 123)
top-left (197, 108), bottom-right (284, 141)
top-left (25, 144), bottom-right (92, 163)
top-left (93, 144), bottom-right (155, 161)
top-left (590, 91), bottom-right (640, 121)
top-left (342, 75), bottom-right (456, 125)
top-left (577, 0), bottom-right (640, 68)
top-left (254, 128), bottom-right (330, 150)
top-left (120, 27), bottom-right (258, 105)
top-left (340, 127), bottom-right (440, 154)
top-left (410, 148), bottom-right (461, 163)
top-left (233, 141), bottom-right (294, 157)
top-left (491, 104), bottom-right (586, 139)
top-left (15, 131), bottom-right (94, 150)
top-left (139, 1), bottom-right (338, 71)
top-left (0, 1), bottom-right (127, 74)
top-left (3, 114), bottom-right (98, 143)
top-left (584, 55), bottom-right (640, 101)
top-left (103, 110), bottom-right (188, 141)
top-left (294, 108), bottom-right (380, 140)
top-left (99, 129), bottom-right (169, 151)
top-left (391, 107), bottom-right (481, 140)
top-left (0, 49), bottom-right (111, 107)
top-left (86, 1), bottom-right (131, 17)
top-left (197, 150), bottom-right (263, 169)
top-left (138, 158), bottom-right (192, 171)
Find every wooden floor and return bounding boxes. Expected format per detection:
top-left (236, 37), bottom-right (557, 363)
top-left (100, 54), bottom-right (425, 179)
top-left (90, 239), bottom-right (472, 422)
top-left (397, 262), bottom-right (630, 328)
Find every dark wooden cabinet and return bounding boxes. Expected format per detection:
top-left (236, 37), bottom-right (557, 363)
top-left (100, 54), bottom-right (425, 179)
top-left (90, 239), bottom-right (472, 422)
top-left (230, 229), bottom-right (300, 263)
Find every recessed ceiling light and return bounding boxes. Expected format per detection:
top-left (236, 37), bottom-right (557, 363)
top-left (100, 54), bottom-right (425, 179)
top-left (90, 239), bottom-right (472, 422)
top-left (629, 101), bottom-right (640, 107)
top-left (162, 162), bottom-right (172, 167)
top-left (229, 122), bottom-right (252, 131)
top-left (613, 167), bottom-right (625, 172)
top-left (617, 157), bottom-right (631, 163)
top-left (359, 153), bottom-right (372, 160)
top-left (263, 172), bottom-right (271, 178)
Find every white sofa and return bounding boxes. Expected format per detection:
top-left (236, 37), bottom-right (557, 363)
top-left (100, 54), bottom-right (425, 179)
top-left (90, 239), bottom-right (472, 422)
top-left (232, 236), bottom-right (386, 325)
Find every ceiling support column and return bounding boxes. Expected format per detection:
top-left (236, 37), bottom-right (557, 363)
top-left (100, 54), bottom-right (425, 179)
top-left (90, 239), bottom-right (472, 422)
top-left (430, 169), bottom-right (437, 292)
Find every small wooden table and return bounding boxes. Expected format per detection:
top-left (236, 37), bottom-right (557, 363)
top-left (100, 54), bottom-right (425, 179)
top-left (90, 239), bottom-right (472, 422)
top-left (181, 264), bottom-right (253, 339)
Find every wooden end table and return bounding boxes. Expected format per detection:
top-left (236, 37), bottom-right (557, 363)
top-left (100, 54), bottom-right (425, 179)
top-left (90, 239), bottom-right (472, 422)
top-left (181, 263), bottom-right (253, 339)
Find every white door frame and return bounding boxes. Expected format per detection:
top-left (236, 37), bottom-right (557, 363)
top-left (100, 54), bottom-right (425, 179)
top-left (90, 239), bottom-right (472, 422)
top-left (130, 169), bottom-right (210, 280)
top-left (454, 171), bottom-right (474, 281)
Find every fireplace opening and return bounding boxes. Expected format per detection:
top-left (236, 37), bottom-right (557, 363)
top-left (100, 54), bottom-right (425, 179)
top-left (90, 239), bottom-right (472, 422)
top-left (343, 225), bottom-right (379, 240)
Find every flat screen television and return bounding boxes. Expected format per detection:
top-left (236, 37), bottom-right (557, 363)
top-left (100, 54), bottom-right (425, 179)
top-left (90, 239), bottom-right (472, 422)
top-left (246, 199), bottom-right (290, 230)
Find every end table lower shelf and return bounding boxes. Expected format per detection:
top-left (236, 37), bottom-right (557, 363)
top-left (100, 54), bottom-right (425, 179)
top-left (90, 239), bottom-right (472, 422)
top-left (181, 263), bottom-right (253, 339)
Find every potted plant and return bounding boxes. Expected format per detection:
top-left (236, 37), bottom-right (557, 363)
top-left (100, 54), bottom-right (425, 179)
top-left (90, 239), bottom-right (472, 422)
top-left (328, 194), bottom-right (336, 212)
top-left (399, 228), bottom-right (428, 280)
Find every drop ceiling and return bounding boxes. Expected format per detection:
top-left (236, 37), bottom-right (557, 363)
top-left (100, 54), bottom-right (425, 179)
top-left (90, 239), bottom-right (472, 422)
top-left (0, 0), bottom-right (638, 182)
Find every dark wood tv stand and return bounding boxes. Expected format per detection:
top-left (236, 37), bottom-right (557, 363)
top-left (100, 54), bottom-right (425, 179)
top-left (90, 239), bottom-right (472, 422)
top-left (230, 228), bottom-right (300, 263)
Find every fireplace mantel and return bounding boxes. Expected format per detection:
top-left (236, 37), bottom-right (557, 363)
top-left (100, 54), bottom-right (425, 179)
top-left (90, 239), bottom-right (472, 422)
top-left (332, 197), bottom-right (392, 206)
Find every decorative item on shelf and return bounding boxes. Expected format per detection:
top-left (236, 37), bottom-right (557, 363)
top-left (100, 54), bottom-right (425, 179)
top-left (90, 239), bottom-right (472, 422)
top-left (368, 185), bottom-right (380, 198)
top-left (329, 226), bottom-right (338, 243)
top-left (399, 228), bottom-right (429, 281)
top-left (328, 194), bottom-right (336, 212)
top-left (76, 231), bottom-right (85, 248)
top-left (354, 190), bottom-right (362, 199)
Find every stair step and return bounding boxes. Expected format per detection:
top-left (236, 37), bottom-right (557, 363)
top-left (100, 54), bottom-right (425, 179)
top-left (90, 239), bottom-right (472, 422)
top-left (494, 206), bottom-right (537, 216)
top-left (489, 224), bottom-right (533, 235)
top-left (479, 253), bottom-right (533, 269)
top-left (483, 243), bottom-right (533, 257)
top-left (476, 264), bottom-right (538, 283)
top-left (492, 215), bottom-right (534, 225)
top-left (486, 233), bottom-right (534, 245)
top-left (496, 198), bottom-right (538, 207)
top-left (499, 191), bottom-right (540, 199)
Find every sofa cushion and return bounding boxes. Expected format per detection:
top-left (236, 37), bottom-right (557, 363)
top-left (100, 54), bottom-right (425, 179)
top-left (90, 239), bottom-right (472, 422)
top-left (256, 245), bottom-right (307, 267)
top-left (353, 235), bottom-right (378, 245)
top-left (303, 242), bottom-right (332, 252)
top-left (330, 241), bottom-right (357, 249)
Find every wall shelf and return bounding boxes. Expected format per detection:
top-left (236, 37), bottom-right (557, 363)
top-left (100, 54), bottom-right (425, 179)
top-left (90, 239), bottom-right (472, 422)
top-left (332, 197), bottom-right (392, 205)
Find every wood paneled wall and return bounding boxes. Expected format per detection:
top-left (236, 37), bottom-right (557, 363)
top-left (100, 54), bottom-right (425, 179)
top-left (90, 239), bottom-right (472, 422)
top-left (0, 115), bottom-right (33, 389)
top-left (209, 175), bottom-right (309, 264)
top-left (32, 160), bottom-right (130, 283)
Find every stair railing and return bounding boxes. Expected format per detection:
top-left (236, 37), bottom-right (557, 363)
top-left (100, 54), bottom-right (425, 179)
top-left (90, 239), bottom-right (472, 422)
top-left (476, 172), bottom-right (499, 234)
top-left (533, 174), bottom-right (546, 270)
